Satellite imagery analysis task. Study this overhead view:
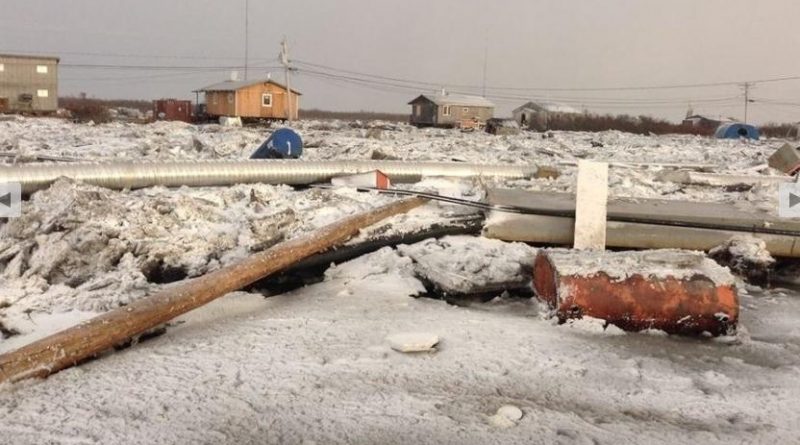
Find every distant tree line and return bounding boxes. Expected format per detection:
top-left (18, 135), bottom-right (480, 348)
top-left (54, 97), bottom-right (798, 137)
top-left (299, 108), bottom-right (408, 122)
top-left (59, 97), bottom-right (151, 123)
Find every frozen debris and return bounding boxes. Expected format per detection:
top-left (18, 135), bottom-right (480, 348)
top-left (767, 143), bottom-right (800, 175)
top-left (710, 235), bottom-right (775, 285)
top-left (488, 405), bottom-right (523, 428)
top-left (397, 236), bottom-right (536, 297)
top-left (369, 148), bottom-right (400, 160)
top-left (219, 116), bottom-right (242, 127)
top-left (364, 128), bottom-right (383, 140)
top-left (560, 316), bottom-right (626, 336)
top-left (386, 332), bottom-right (439, 353)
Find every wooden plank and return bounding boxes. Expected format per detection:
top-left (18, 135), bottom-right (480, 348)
top-left (573, 161), bottom-right (608, 250)
top-left (0, 197), bottom-right (426, 384)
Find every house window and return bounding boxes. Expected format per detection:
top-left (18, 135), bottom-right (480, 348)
top-left (442, 105), bottom-right (451, 116)
top-left (227, 93), bottom-right (234, 103)
top-left (463, 107), bottom-right (469, 113)
top-left (414, 105), bottom-right (421, 116)
top-left (212, 94), bottom-right (218, 105)
top-left (261, 93), bottom-right (272, 107)
top-left (37, 89), bottom-right (49, 98)
top-left (36, 65), bottom-right (48, 74)
top-left (0, 64), bottom-right (4, 72)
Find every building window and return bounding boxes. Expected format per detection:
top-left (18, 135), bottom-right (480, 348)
top-left (37, 89), bottom-right (49, 98)
top-left (414, 105), bottom-right (421, 116)
top-left (442, 105), bottom-right (451, 116)
top-left (36, 65), bottom-right (48, 74)
top-left (463, 107), bottom-right (469, 113)
top-left (0, 64), bottom-right (4, 72)
top-left (212, 94), bottom-right (218, 105)
top-left (261, 93), bottom-right (272, 107)
top-left (227, 93), bottom-right (234, 103)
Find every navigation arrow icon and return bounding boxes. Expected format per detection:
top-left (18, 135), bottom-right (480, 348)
top-left (791, 193), bottom-right (800, 208)
top-left (0, 192), bottom-right (10, 208)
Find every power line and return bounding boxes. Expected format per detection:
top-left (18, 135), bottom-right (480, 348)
top-left (0, 49), bottom-right (250, 61)
top-left (296, 67), bottom-right (742, 107)
top-left (294, 58), bottom-right (800, 93)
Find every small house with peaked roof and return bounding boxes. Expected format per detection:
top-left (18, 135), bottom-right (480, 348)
top-left (408, 93), bottom-right (494, 128)
top-left (196, 79), bottom-right (301, 120)
top-left (512, 101), bottom-right (580, 128)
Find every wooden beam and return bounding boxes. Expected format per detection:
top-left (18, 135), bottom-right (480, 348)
top-left (573, 161), bottom-right (608, 250)
top-left (0, 197), bottom-right (426, 384)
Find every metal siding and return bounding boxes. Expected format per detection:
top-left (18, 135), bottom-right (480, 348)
top-left (0, 55), bottom-right (58, 112)
top-left (153, 99), bottom-right (192, 122)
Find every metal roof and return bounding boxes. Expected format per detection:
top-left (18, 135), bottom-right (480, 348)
top-left (196, 78), bottom-right (301, 94)
top-left (409, 94), bottom-right (494, 108)
top-left (0, 53), bottom-right (60, 62)
top-left (513, 101), bottom-right (580, 114)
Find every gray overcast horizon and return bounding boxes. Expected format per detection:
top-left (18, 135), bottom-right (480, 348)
top-left (3, 0), bottom-right (800, 124)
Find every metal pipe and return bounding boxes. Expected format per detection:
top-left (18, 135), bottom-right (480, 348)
top-left (0, 160), bottom-right (539, 194)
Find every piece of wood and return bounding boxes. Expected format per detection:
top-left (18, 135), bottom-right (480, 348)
top-left (0, 197), bottom-right (426, 384)
top-left (573, 161), bottom-right (608, 250)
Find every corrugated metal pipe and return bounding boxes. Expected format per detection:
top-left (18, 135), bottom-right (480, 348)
top-left (0, 160), bottom-right (540, 194)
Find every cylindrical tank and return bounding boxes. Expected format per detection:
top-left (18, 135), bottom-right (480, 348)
top-left (532, 249), bottom-right (739, 336)
top-left (251, 128), bottom-right (303, 159)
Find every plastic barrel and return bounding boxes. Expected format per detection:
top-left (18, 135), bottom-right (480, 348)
top-left (251, 128), bottom-right (303, 159)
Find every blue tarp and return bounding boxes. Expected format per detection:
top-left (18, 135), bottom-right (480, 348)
top-left (714, 122), bottom-right (760, 140)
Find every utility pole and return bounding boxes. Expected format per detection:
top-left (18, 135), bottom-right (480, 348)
top-left (244, 0), bottom-right (249, 80)
top-left (280, 37), bottom-right (293, 122)
top-left (742, 82), bottom-right (754, 124)
top-left (481, 34), bottom-right (488, 98)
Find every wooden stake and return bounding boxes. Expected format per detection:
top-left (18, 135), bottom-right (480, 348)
top-left (573, 160), bottom-right (608, 250)
top-left (0, 197), bottom-right (426, 384)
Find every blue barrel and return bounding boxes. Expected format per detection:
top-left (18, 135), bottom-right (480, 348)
top-left (251, 128), bottom-right (303, 159)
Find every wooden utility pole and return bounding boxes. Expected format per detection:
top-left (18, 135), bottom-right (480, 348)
top-left (742, 82), bottom-right (754, 124)
top-left (280, 37), bottom-right (293, 122)
top-left (0, 197), bottom-right (426, 384)
top-left (244, 0), bottom-right (249, 80)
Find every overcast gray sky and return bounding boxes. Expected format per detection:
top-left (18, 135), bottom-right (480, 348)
top-left (3, 0), bottom-right (800, 123)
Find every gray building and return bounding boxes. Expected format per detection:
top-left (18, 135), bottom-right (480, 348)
top-left (408, 93), bottom-right (494, 128)
top-left (512, 101), bottom-right (580, 128)
top-left (0, 53), bottom-right (59, 113)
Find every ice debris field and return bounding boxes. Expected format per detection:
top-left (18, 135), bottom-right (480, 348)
top-left (0, 116), bottom-right (798, 444)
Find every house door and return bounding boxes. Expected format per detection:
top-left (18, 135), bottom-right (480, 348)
top-left (0, 98), bottom-right (8, 112)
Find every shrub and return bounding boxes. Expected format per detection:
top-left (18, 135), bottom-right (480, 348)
top-left (58, 97), bottom-right (112, 123)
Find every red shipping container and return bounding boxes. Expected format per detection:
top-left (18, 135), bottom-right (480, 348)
top-left (153, 99), bottom-right (192, 122)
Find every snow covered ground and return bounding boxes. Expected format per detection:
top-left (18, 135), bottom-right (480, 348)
top-left (0, 117), bottom-right (798, 444)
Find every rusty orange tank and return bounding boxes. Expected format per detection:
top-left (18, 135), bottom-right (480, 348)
top-left (532, 249), bottom-right (739, 336)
